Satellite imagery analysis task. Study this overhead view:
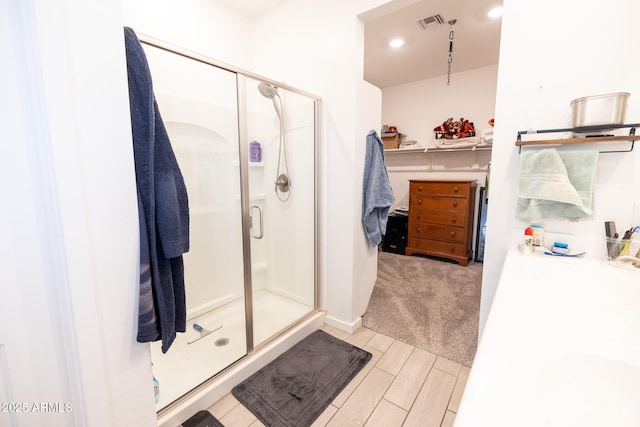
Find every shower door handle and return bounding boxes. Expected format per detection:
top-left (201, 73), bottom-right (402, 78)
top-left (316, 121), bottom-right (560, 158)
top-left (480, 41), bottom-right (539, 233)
top-left (250, 205), bottom-right (264, 239)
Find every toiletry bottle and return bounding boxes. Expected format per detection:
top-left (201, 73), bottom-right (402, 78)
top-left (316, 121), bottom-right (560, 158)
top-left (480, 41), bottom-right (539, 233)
top-left (530, 224), bottom-right (544, 247)
top-left (153, 374), bottom-right (160, 403)
top-left (152, 363), bottom-right (159, 404)
top-left (523, 227), bottom-right (534, 255)
top-left (250, 140), bottom-right (262, 162)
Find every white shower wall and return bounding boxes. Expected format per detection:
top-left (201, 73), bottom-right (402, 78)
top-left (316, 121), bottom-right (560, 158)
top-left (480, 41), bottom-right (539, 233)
top-left (144, 49), bottom-right (316, 321)
top-left (247, 86), bottom-right (316, 306)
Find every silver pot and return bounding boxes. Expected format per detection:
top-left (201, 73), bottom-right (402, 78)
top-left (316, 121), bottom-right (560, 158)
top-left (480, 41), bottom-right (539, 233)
top-left (570, 92), bottom-right (630, 127)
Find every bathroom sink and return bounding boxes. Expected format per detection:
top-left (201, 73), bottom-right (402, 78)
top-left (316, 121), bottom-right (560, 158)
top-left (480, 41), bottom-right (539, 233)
top-left (455, 251), bottom-right (640, 427)
top-left (513, 335), bottom-right (640, 427)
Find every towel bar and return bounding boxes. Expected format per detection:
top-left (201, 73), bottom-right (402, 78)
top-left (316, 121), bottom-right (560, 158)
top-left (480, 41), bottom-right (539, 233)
top-left (515, 123), bottom-right (638, 154)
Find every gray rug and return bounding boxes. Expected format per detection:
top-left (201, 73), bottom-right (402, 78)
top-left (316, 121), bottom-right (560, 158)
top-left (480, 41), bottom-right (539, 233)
top-left (362, 251), bottom-right (482, 367)
top-left (232, 330), bottom-right (371, 427)
top-left (182, 410), bottom-right (224, 427)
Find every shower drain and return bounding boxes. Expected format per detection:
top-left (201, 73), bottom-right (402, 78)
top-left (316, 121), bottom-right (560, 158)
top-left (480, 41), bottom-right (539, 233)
top-left (215, 337), bottom-right (230, 347)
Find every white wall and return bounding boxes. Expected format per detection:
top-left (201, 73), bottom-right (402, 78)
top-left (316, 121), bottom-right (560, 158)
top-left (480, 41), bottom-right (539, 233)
top-left (353, 80), bottom-right (385, 320)
top-left (2, 0), bottom-right (157, 425)
top-left (382, 65), bottom-right (498, 148)
top-left (251, 0), bottom-right (389, 330)
top-left (481, 0), bottom-right (640, 334)
top-left (122, 0), bottom-right (255, 70)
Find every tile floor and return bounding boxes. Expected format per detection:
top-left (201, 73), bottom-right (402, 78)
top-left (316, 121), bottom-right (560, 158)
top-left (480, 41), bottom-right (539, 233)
top-left (207, 324), bottom-right (471, 427)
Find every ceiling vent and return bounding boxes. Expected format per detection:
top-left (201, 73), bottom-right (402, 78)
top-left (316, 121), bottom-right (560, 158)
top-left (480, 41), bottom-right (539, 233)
top-left (417, 14), bottom-right (445, 30)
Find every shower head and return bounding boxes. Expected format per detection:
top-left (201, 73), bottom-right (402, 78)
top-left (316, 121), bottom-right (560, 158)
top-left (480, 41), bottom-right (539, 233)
top-left (259, 81), bottom-right (289, 202)
top-left (258, 82), bottom-right (279, 99)
top-left (259, 81), bottom-right (283, 119)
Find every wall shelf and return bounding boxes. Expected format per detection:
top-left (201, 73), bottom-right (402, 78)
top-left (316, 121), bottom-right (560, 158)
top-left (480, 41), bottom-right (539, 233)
top-left (384, 146), bottom-right (491, 172)
top-left (233, 161), bottom-right (265, 168)
top-left (384, 146), bottom-right (492, 154)
top-left (515, 123), bottom-right (638, 153)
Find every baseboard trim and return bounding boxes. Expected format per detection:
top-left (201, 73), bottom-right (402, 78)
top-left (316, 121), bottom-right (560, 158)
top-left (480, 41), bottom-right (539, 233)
top-left (324, 315), bottom-right (362, 333)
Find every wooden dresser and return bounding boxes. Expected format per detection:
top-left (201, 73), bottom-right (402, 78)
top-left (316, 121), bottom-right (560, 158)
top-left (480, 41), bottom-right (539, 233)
top-left (405, 179), bottom-right (477, 266)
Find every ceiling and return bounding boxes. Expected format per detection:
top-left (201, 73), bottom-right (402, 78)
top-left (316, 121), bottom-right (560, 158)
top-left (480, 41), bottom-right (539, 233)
top-left (215, 0), bottom-right (290, 19)
top-left (216, 0), bottom-right (503, 88)
top-left (362, 0), bottom-right (503, 88)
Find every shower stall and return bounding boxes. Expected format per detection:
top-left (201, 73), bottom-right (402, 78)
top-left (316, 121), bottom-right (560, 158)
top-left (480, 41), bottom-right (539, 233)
top-left (138, 37), bottom-right (320, 411)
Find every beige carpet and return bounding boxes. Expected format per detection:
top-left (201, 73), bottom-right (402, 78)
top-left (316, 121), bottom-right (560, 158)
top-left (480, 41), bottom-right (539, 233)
top-left (362, 251), bottom-right (482, 367)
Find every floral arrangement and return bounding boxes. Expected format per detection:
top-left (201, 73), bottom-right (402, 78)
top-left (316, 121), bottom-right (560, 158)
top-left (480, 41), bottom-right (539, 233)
top-left (433, 117), bottom-right (475, 139)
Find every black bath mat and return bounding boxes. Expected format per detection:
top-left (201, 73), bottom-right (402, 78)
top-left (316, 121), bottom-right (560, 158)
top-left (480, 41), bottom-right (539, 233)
top-left (182, 410), bottom-right (224, 427)
top-left (231, 329), bottom-right (372, 427)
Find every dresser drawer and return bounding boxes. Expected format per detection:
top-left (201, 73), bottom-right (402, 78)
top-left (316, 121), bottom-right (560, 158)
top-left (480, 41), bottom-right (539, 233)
top-left (408, 222), bottom-right (463, 242)
top-left (407, 237), bottom-right (466, 257)
top-left (410, 195), bottom-right (467, 212)
top-left (410, 181), bottom-right (471, 198)
top-left (410, 209), bottom-right (466, 226)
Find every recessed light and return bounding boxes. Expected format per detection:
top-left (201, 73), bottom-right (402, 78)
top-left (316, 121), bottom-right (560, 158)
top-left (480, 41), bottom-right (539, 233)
top-left (488, 6), bottom-right (503, 18)
top-left (389, 38), bottom-right (405, 48)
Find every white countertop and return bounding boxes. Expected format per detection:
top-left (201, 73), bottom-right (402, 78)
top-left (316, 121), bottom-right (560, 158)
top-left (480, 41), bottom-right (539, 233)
top-left (455, 250), bottom-right (640, 427)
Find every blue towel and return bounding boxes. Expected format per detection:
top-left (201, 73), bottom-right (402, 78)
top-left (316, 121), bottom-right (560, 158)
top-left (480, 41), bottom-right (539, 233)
top-left (136, 190), bottom-right (158, 342)
top-left (362, 130), bottom-right (394, 246)
top-left (124, 27), bottom-right (190, 353)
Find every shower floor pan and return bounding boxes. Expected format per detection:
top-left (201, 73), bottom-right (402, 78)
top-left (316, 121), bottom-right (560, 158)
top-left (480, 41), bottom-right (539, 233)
top-left (151, 289), bottom-right (314, 410)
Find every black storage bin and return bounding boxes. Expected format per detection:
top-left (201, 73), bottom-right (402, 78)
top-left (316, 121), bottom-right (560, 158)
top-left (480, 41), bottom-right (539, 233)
top-left (381, 213), bottom-right (408, 254)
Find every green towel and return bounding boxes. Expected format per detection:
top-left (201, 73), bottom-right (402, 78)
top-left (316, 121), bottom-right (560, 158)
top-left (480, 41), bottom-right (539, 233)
top-left (516, 148), bottom-right (598, 222)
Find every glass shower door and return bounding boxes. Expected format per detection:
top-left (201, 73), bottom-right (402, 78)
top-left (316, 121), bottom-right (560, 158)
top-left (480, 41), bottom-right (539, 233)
top-left (134, 39), bottom-right (318, 411)
top-left (142, 45), bottom-right (248, 410)
top-left (244, 78), bottom-right (317, 349)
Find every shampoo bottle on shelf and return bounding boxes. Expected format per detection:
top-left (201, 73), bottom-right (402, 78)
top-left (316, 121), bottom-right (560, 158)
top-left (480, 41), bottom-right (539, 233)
top-left (250, 140), bottom-right (262, 162)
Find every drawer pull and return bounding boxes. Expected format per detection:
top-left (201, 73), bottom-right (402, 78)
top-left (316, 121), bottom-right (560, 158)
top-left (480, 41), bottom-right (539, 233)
top-left (418, 185), bottom-right (423, 192)
top-left (416, 226), bottom-right (421, 233)
top-left (453, 201), bottom-right (458, 208)
top-left (450, 246), bottom-right (456, 253)
top-left (417, 199), bottom-right (422, 205)
top-left (450, 231), bottom-right (456, 237)
top-left (416, 212), bottom-right (422, 220)
top-left (416, 240), bottom-right (421, 247)
top-left (453, 186), bottom-right (459, 193)
top-left (451, 216), bottom-right (457, 223)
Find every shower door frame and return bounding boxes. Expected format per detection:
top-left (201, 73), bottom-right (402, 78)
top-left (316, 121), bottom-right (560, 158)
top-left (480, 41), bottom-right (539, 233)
top-left (137, 34), bottom-right (322, 357)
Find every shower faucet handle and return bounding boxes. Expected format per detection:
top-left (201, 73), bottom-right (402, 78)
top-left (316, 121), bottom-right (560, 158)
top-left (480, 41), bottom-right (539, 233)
top-left (275, 174), bottom-right (290, 193)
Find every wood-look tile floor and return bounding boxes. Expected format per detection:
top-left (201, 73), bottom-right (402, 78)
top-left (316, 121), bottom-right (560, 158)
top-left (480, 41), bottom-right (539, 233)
top-left (207, 324), bottom-right (471, 427)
